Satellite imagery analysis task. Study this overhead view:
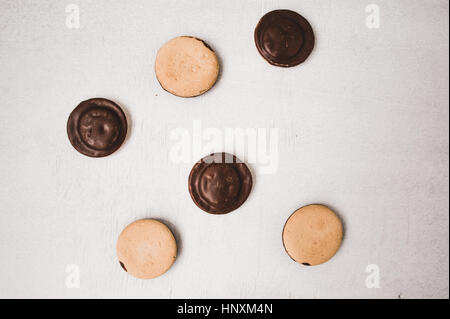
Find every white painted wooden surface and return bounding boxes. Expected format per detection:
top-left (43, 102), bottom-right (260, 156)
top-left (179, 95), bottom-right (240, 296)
top-left (0, 0), bottom-right (448, 298)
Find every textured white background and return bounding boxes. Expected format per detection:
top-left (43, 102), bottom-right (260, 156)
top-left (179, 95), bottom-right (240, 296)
top-left (0, 0), bottom-right (448, 299)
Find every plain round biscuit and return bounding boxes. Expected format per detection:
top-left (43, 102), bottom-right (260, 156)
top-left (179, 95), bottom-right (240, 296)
top-left (282, 204), bottom-right (343, 266)
top-left (155, 36), bottom-right (219, 97)
top-left (116, 219), bottom-right (177, 279)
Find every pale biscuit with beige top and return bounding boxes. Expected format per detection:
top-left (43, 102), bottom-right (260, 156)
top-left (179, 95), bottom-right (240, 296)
top-left (155, 36), bottom-right (219, 97)
top-left (117, 219), bottom-right (177, 279)
top-left (282, 204), bottom-right (343, 266)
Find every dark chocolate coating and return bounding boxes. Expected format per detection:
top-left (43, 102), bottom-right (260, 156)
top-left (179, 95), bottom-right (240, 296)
top-left (188, 153), bottom-right (252, 215)
top-left (67, 98), bottom-right (127, 157)
top-left (254, 9), bottom-right (315, 67)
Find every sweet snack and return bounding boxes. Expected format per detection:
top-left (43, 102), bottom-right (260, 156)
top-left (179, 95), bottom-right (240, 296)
top-left (116, 219), bottom-right (177, 279)
top-left (254, 9), bottom-right (315, 67)
top-left (67, 98), bottom-right (127, 157)
top-left (188, 153), bottom-right (252, 215)
top-left (282, 204), bottom-right (343, 266)
top-left (155, 36), bottom-right (220, 97)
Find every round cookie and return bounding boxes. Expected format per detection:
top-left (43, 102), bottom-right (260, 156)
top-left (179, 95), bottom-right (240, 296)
top-left (188, 153), bottom-right (252, 215)
top-left (116, 219), bottom-right (177, 279)
top-left (67, 98), bottom-right (127, 157)
top-left (282, 204), bottom-right (343, 266)
top-left (254, 9), bottom-right (315, 67)
top-left (155, 36), bottom-right (219, 97)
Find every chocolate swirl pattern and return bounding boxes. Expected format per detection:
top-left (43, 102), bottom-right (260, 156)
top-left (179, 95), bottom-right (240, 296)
top-left (67, 98), bottom-right (127, 157)
top-left (255, 10), bottom-right (315, 67)
top-left (188, 153), bottom-right (253, 215)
